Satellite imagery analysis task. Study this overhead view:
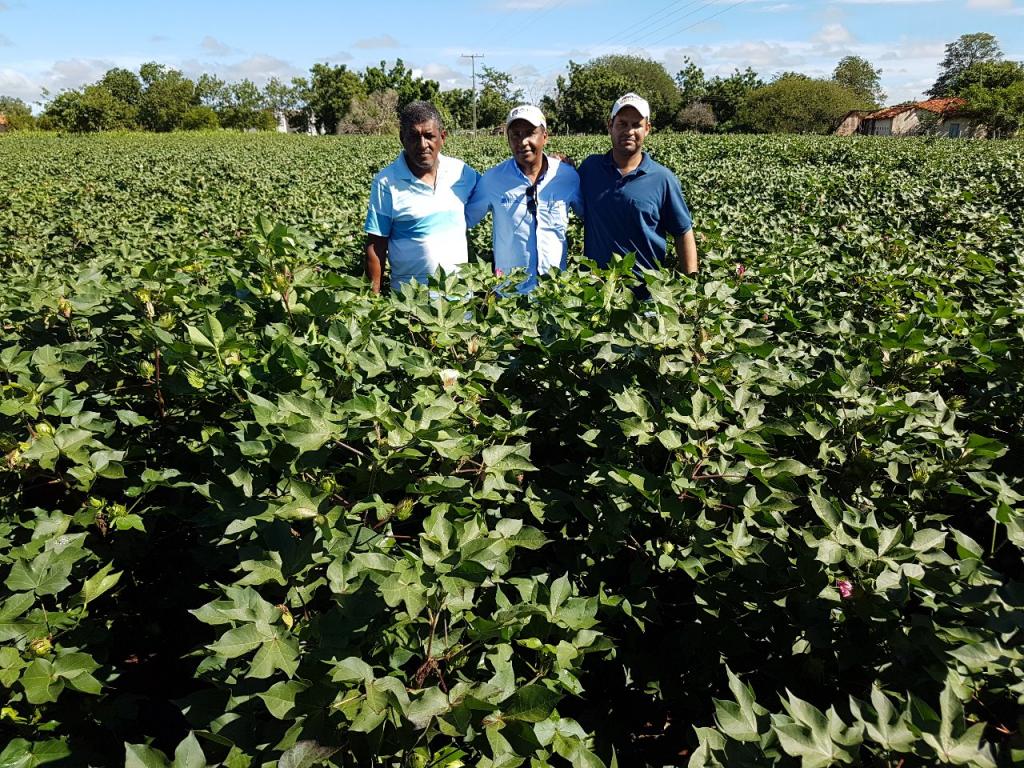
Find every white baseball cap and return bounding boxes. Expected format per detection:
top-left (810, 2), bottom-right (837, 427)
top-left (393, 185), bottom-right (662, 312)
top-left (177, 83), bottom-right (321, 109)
top-left (505, 104), bottom-right (546, 129)
top-left (610, 93), bottom-right (651, 121)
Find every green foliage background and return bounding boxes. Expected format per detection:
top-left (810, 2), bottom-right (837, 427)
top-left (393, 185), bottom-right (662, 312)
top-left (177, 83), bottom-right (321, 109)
top-left (1, 133), bottom-right (1022, 767)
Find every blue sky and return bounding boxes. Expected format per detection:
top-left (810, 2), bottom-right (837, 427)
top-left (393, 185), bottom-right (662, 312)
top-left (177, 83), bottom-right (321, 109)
top-left (1, 0), bottom-right (1022, 109)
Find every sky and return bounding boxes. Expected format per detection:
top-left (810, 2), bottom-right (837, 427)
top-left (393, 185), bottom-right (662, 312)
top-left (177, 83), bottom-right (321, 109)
top-left (1, 0), bottom-right (1022, 110)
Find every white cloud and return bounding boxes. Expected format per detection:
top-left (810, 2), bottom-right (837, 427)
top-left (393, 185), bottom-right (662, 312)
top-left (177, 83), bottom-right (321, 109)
top-left (200, 36), bottom-right (234, 56)
top-left (966, 0), bottom-right (1013, 7)
top-left (149, 35), bottom-right (169, 43)
top-left (47, 58), bottom-right (116, 91)
top-left (759, 3), bottom-right (797, 11)
top-left (833, 0), bottom-right (941, 4)
top-left (422, 62), bottom-right (464, 88)
top-left (320, 50), bottom-right (354, 62)
top-left (353, 34), bottom-right (399, 49)
top-left (180, 54), bottom-right (302, 86)
top-left (814, 23), bottom-right (855, 45)
top-left (0, 68), bottom-right (36, 101)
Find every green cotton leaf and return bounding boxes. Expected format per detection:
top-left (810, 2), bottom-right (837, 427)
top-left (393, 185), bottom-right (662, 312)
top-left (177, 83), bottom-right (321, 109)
top-left (549, 574), bottom-right (571, 614)
top-left (656, 429), bottom-right (683, 450)
top-left (482, 443), bottom-right (536, 473)
top-left (809, 492), bottom-right (841, 529)
top-left (406, 686), bottom-right (452, 729)
top-left (186, 324), bottom-right (216, 350)
top-left (207, 624), bottom-right (264, 659)
top-left (501, 684), bottom-right (561, 722)
top-left (329, 656), bottom-right (375, 683)
top-left (611, 388), bottom-right (650, 419)
top-left (258, 680), bottom-right (308, 719)
top-left (911, 528), bottom-right (946, 552)
top-left (774, 722), bottom-right (853, 768)
top-left (248, 632), bottom-right (300, 679)
top-left (280, 418), bottom-right (337, 455)
top-left (278, 742), bottom-right (340, 768)
top-left (124, 743), bottom-right (171, 768)
top-left (74, 561), bottom-right (122, 606)
top-left (20, 658), bottom-right (63, 704)
top-left (5, 550), bottom-right (73, 596)
top-left (171, 732), bottom-right (206, 768)
top-left (0, 738), bottom-right (70, 767)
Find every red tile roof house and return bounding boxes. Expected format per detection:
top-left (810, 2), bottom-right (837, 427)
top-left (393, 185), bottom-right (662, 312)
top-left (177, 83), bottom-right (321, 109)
top-left (835, 98), bottom-right (984, 138)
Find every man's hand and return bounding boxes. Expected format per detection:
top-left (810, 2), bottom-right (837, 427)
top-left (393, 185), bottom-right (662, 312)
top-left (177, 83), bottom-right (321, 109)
top-left (365, 235), bottom-right (389, 293)
top-left (550, 152), bottom-right (577, 169)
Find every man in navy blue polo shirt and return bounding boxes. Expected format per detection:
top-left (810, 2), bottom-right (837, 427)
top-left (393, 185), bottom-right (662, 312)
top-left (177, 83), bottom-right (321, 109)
top-left (578, 93), bottom-right (698, 281)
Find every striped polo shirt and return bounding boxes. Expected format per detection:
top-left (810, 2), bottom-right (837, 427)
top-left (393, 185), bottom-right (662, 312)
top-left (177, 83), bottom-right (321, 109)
top-left (365, 152), bottom-right (480, 291)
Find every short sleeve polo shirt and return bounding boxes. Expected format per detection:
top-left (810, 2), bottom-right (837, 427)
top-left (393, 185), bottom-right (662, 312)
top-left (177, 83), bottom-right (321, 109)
top-left (365, 152), bottom-right (480, 291)
top-left (578, 151), bottom-right (692, 271)
top-left (465, 155), bottom-right (582, 293)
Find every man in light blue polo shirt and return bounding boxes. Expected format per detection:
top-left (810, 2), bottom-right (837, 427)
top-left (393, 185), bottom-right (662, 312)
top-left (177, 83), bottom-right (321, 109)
top-left (365, 101), bottom-right (480, 293)
top-left (578, 93), bottom-right (698, 283)
top-left (466, 105), bottom-right (581, 293)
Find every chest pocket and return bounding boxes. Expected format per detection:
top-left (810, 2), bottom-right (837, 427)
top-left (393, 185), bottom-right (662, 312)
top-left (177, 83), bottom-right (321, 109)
top-left (540, 199), bottom-right (568, 229)
top-left (626, 194), bottom-right (660, 225)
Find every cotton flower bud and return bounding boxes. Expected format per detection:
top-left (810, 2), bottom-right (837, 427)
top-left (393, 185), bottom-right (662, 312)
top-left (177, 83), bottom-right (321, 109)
top-left (138, 360), bottom-right (156, 379)
top-left (393, 498), bottom-right (414, 521)
top-left (29, 637), bottom-right (52, 657)
top-left (34, 422), bottom-right (54, 437)
top-left (57, 298), bottom-right (72, 318)
top-left (837, 579), bottom-right (854, 599)
top-left (467, 337), bottom-right (479, 356)
top-left (439, 369), bottom-right (459, 390)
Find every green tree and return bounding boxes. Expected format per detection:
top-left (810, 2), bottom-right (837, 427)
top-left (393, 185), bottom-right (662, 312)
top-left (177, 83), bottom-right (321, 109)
top-left (476, 66), bottom-right (524, 129)
top-left (548, 55), bottom-right (679, 133)
top-left (137, 63), bottom-right (198, 132)
top-left (216, 79), bottom-right (269, 130)
top-left (832, 55), bottom-right (886, 106)
top-left (736, 75), bottom-right (871, 134)
top-left (703, 67), bottom-right (763, 130)
top-left (181, 105), bottom-right (220, 130)
top-left (960, 80), bottom-right (1024, 136)
top-left (362, 59), bottom-right (440, 111)
top-left (675, 57), bottom-right (709, 105)
top-left (0, 96), bottom-right (36, 130)
top-left (98, 68), bottom-right (143, 107)
top-left (308, 63), bottom-right (365, 134)
top-left (195, 73), bottom-right (227, 107)
top-left (43, 85), bottom-right (137, 132)
top-left (950, 60), bottom-right (1024, 93)
top-left (928, 33), bottom-right (1003, 98)
top-left (438, 88), bottom-right (474, 130)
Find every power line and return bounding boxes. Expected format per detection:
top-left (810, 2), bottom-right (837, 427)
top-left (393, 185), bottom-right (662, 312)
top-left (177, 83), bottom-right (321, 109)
top-left (643, 0), bottom-right (753, 49)
top-left (493, 0), bottom-right (572, 50)
top-left (620, 0), bottom-right (721, 49)
top-left (597, 0), bottom-right (709, 49)
top-left (461, 53), bottom-right (485, 133)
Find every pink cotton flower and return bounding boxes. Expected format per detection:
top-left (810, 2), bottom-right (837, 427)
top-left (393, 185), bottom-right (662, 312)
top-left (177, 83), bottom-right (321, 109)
top-left (837, 579), bottom-right (854, 599)
top-left (495, 268), bottom-right (504, 278)
top-left (736, 263), bottom-right (746, 278)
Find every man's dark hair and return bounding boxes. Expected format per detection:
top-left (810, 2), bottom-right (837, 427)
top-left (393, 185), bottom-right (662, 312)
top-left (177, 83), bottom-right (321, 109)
top-left (399, 100), bottom-right (444, 135)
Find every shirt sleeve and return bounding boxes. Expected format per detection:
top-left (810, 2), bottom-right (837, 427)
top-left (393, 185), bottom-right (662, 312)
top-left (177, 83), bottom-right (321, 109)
top-left (364, 175), bottom-right (393, 237)
top-left (662, 174), bottom-right (693, 235)
top-left (568, 169), bottom-right (583, 220)
top-left (464, 173), bottom-right (492, 228)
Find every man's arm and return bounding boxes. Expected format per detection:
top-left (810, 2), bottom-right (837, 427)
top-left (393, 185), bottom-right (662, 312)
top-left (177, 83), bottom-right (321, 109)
top-left (365, 234), bottom-right (389, 293)
top-left (674, 229), bottom-right (698, 276)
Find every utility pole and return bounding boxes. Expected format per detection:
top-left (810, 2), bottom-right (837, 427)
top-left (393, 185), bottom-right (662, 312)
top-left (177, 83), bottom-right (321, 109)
top-left (461, 53), bottom-right (484, 133)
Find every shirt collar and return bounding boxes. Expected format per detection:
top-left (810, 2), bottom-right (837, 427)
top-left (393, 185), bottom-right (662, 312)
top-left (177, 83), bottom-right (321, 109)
top-left (603, 150), bottom-right (651, 178)
top-left (397, 151), bottom-right (448, 183)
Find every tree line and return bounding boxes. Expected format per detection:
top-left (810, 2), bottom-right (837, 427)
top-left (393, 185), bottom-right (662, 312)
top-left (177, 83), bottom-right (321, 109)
top-left (0, 33), bottom-right (1020, 136)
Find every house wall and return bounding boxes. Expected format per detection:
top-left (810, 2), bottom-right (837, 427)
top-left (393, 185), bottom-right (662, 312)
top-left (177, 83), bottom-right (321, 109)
top-left (835, 114), bottom-right (863, 136)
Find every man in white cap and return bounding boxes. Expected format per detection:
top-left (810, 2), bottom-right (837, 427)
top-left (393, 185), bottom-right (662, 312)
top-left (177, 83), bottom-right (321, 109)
top-left (465, 104), bottom-right (582, 293)
top-left (577, 92), bottom-right (698, 286)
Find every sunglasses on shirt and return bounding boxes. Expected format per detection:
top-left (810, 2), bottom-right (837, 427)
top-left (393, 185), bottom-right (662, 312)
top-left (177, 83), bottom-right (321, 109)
top-left (525, 183), bottom-right (538, 217)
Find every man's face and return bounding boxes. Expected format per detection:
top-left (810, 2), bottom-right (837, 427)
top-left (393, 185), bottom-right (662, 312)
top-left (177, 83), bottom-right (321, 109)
top-left (609, 106), bottom-right (650, 155)
top-left (506, 119), bottom-right (547, 168)
top-left (401, 119), bottom-right (445, 175)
